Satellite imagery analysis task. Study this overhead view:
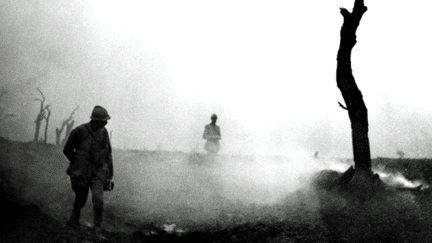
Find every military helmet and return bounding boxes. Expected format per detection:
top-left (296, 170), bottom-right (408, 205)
top-left (90, 105), bottom-right (111, 121)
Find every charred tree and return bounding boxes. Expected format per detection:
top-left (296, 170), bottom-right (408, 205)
top-left (337, 0), bottom-right (371, 173)
top-left (33, 88), bottom-right (50, 143)
top-left (42, 106), bottom-right (51, 143)
top-left (55, 106), bottom-right (78, 146)
top-left (55, 127), bottom-right (62, 146)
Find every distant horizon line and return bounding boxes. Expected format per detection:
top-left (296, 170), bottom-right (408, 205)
top-left (1, 136), bottom-right (430, 160)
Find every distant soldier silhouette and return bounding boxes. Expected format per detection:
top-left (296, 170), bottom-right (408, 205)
top-left (203, 114), bottom-right (221, 155)
top-left (63, 105), bottom-right (113, 239)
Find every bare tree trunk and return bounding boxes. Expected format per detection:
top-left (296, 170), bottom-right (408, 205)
top-left (33, 88), bottom-right (49, 143)
top-left (34, 113), bottom-right (44, 142)
top-left (43, 106), bottom-right (51, 144)
top-left (337, 0), bottom-right (371, 173)
top-left (55, 127), bottom-right (62, 146)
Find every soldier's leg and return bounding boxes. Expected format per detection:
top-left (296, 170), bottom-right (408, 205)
top-left (68, 185), bottom-right (89, 227)
top-left (90, 177), bottom-right (105, 228)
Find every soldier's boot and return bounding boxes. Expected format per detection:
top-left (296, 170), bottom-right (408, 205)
top-left (93, 207), bottom-right (107, 242)
top-left (66, 207), bottom-right (81, 229)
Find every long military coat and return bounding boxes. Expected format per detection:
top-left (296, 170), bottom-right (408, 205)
top-left (63, 122), bottom-right (113, 187)
top-left (203, 123), bottom-right (221, 153)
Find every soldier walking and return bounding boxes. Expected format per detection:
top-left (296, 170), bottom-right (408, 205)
top-left (203, 113), bottom-right (221, 155)
top-left (63, 105), bottom-right (114, 239)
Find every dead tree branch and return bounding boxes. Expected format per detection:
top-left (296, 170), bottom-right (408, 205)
top-left (338, 101), bottom-right (348, 110)
top-left (33, 88), bottom-right (50, 142)
top-left (0, 89), bottom-right (16, 122)
top-left (56, 106), bottom-right (79, 146)
top-left (61, 120), bottom-right (75, 147)
top-left (0, 111), bottom-right (16, 121)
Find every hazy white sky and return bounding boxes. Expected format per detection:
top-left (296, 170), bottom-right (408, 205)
top-left (1, 0), bottom-right (431, 157)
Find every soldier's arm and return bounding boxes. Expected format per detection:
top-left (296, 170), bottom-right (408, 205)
top-left (104, 129), bottom-right (114, 178)
top-left (63, 128), bottom-right (79, 163)
top-left (107, 152), bottom-right (113, 179)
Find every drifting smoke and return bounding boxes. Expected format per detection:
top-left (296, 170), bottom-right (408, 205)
top-left (3, 136), bottom-right (427, 233)
top-left (106, 149), bottom-right (333, 225)
top-left (377, 172), bottom-right (424, 189)
top-left (0, 136), bottom-right (339, 231)
top-left (0, 139), bottom-right (334, 227)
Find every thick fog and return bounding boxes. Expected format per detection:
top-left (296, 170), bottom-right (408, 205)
top-left (1, 0), bottom-right (432, 158)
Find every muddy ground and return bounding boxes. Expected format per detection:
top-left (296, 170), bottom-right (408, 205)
top-left (1, 137), bottom-right (432, 243)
